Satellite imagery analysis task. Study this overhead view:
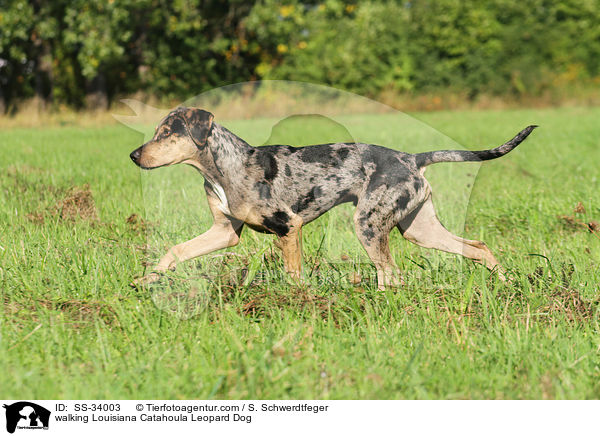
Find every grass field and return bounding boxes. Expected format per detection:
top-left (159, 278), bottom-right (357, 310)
top-left (1, 106), bottom-right (599, 399)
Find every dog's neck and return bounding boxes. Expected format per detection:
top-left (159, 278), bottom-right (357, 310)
top-left (186, 123), bottom-right (252, 184)
top-left (209, 123), bottom-right (253, 160)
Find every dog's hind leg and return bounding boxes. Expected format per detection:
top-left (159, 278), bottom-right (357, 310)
top-left (353, 209), bottom-right (403, 291)
top-left (132, 195), bottom-right (243, 287)
top-left (398, 196), bottom-right (505, 280)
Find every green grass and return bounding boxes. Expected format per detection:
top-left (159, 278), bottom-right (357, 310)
top-left (1, 106), bottom-right (599, 399)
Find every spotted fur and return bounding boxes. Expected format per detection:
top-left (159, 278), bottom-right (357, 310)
top-left (130, 107), bottom-right (537, 290)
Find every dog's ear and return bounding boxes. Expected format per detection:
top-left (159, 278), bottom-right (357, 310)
top-left (180, 108), bottom-right (214, 148)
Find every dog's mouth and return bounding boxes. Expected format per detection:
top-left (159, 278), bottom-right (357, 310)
top-left (135, 161), bottom-right (173, 170)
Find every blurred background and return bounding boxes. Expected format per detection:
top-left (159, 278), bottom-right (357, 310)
top-left (1, 0), bottom-right (599, 116)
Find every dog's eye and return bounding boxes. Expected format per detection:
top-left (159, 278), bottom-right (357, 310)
top-left (159, 127), bottom-right (171, 138)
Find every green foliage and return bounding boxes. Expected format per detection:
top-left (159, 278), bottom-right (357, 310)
top-left (246, 0), bottom-right (600, 97)
top-left (0, 0), bottom-right (599, 109)
top-left (63, 0), bottom-right (131, 79)
top-left (0, 0), bottom-right (257, 108)
top-left (247, 1), bottom-right (415, 94)
top-left (0, 0), bottom-right (37, 102)
top-left (408, 0), bottom-right (504, 93)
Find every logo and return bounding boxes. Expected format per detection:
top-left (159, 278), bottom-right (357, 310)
top-left (3, 402), bottom-right (50, 434)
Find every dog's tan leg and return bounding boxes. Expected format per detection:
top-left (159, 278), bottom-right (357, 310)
top-left (399, 196), bottom-right (505, 280)
top-left (156, 222), bottom-right (240, 271)
top-left (132, 195), bottom-right (242, 287)
top-left (276, 215), bottom-right (303, 281)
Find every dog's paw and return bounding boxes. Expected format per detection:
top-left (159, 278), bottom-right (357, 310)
top-left (376, 271), bottom-right (405, 291)
top-left (491, 266), bottom-right (513, 284)
top-left (130, 272), bottom-right (162, 288)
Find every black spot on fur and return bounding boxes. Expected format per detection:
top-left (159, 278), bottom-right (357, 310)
top-left (362, 227), bottom-right (375, 242)
top-left (365, 148), bottom-right (412, 195)
top-left (255, 181), bottom-right (271, 200)
top-left (263, 211), bottom-right (290, 237)
top-left (245, 222), bottom-right (272, 234)
top-left (170, 118), bottom-right (186, 135)
top-left (274, 211), bottom-right (289, 221)
top-left (285, 164), bottom-right (292, 177)
top-left (413, 178), bottom-right (422, 191)
top-left (358, 213), bottom-right (368, 226)
top-left (292, 186), bottom-right (322, 213)
top-left (336, 147), bottom-right (349, 160)
top-left (334, 188), bottom-right (357, 206)
top-left (299, 144), bottom-right (333, 163)
top-left (256, 151), bottom-right (278, 181)
top-left (259, 144), bottom-right (298, 154)
top-left (395, 193), bottom-right (411, 211)
top-left (366, 177), bottom-right (388, 194)
top-left (337, 189), bottom-right (350, 198)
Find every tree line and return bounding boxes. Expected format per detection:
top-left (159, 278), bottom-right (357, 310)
top-left (1, 0), bottom-right (599, 112)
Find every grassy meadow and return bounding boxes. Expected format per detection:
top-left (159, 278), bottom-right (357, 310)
top-left (1, 106), bottom-right (599, 399)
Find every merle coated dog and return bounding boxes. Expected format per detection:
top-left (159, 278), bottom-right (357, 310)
top-left (130, 107), bottom-right (536, 289)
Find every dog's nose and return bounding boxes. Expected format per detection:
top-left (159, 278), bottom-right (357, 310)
top-left (130, 148), bottom-right (141, 162)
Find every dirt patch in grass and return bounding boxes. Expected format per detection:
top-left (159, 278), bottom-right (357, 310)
top-left (27, 184), bottom-right (98, 224)
top-left (557, 202), bottom-right (599, 237)
top-left (528, 265), bottom-right (598, 322)
top-left (50, 299), bottom-right (119, 327)
top-left (236, 287), bottom-right (332, 319)
top-left (140, 252), bottom-right (363, 321)
top-left (147, 278), bottom-right (335, 321)
top-left (557, 214), bottom-right (599, 234)
top-left (545, 288), bottom-right (596, 321)
top-left (140, 250), bottom-right (597, 326)
top-left (213, 255), bottom-right (372, 320)
top-left (3, 295), bottom-right (120, 329)
top-left (574, 202), bottom-right (586, 214)
top-left (56, 185), bottom-right (98, 221)
top-left (125, 213), bottom-right (153, 234)
top-left (5, 167), bottom-right (98, 224)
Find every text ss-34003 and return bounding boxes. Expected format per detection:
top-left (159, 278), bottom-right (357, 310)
top-left (73, 404), bottom-right (121, 412)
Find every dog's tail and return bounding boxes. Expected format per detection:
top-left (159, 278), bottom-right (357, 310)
top-left (414, 125), bottom-right (537, 168)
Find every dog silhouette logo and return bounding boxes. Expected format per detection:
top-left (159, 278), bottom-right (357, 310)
top-left (3, 402), bottom-right (50, 433)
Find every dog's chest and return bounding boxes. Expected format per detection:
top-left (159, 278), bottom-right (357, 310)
top-left (205, 179), bottom-right (231, 215)
top-left (213, 183), bottom-right (231, 215)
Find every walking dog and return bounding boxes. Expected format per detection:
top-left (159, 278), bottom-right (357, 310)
top-left (130, 107), bottom-right (536, 289)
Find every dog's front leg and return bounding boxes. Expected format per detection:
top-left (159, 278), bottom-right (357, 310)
top-left (276, 215), bottom-right (303, 281)
top-left (131, 221), bottom-right (241, 287)
top-left (132, 194), bottom-right (242, 287)
top-left (158, 222), bottom-right (241, 271)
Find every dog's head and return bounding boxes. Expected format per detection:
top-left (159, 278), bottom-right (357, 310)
top-left (129, 107), bottom-right (214, 169)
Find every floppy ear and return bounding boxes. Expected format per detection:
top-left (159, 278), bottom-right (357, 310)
top-left (180, 108), bottom-right (214, 148)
